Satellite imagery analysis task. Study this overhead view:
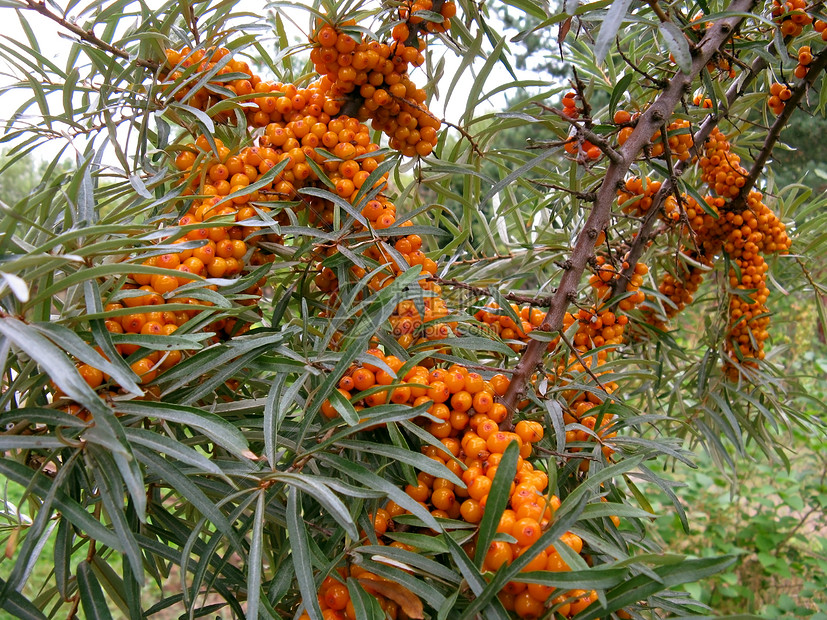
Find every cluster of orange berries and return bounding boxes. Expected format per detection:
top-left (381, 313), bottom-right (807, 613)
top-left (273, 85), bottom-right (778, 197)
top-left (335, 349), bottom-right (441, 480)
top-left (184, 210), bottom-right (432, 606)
top-left (475, 303), bottom-right (546, 352)
top-left (693, 94), bottom-right (714, 108)
top-left (310, 22), bottom-right (440, 158)
top-left (794, 45), bottom-right (814, 78)
top-left (160, 46), bottom-right (256, 114)
top-left (73, 133), bottom-right (297, 388)
top-left (715, 193), bottom-right (789, 375)
top-left (699, 127), bottom-right (749, 198)
top-left (655, 251), bottom-right (712, 320)
top-left (641, 126), bottom-right (791, 376)
top-left (300, 567), bottom-right (405, 620)
top-left (388, 293), bottom-right (456, 349)
top-left (560, 92), bottom-right (603, 161)
top-left (771, 0), bottom-right (813, 37)
top-left (261, 112), bottom-right (387, 202)
top-left (324, 355), bottom-right (508, 430)
top-left (616, 176), bottom-right (663, 216)
top-left (707, 55), bottom-right (737, 79)
top-left (614, 110), bottom-right (693, 161)
top-left (395, 0), bottom-right (457, 36)
top-left (768, 81), bottom-right (794, 115)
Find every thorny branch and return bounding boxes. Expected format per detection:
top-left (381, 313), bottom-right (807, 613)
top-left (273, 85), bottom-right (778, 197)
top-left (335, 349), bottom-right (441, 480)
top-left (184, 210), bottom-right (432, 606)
top-left (610, 26), bottom-right (774, 300)
top-left (500, 0), bottom-right (759, 428)
top-left (22, 0), bottom-right (159, 70)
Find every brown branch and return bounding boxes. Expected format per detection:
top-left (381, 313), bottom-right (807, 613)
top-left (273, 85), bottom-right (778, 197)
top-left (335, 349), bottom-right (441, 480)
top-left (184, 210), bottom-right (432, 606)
top-left (526, 138), bottom-right (578, 150)
top-left (729, 47), bottom-right (827, 211)
top-left (610, 28), bottom-right (774, 299)
top-left (500, 0), bottom-right (759, 428)
top-left (645, 0), bottom-right (671, 24)
top-left (22, 0), bottom-right (159, 70)
top-left (570, 67), bottom-right (593, 128)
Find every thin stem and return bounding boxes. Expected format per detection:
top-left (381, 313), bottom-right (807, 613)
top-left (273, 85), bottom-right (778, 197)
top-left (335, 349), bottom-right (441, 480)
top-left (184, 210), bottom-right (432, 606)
top-left (535, 103), bottom-right (623, 164)
top-left (22, 0), bottom-right (158, 70)
top-left (646, 0), bottom-right (671, 24)
top-left (427, 275), bottom-right (556, 306)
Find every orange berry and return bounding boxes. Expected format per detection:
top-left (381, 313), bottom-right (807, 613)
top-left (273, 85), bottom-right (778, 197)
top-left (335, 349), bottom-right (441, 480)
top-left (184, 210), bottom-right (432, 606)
top-left (483, 540), bottom-right (513, 571)
top-left (511, 517), bottom-right (542, 547)
top-left (78, 364), bottom-right (103, 388)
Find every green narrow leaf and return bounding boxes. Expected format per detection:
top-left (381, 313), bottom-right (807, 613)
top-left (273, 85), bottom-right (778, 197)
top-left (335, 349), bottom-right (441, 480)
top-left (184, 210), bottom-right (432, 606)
top-left (346, 577), bottom-right (385, 620)
top-left (336, 440), bottom-right (464, 488)
top-left (609, 72), bottom-right (635, 115)
top-left (247, 490), bottom-right (266, 620)
top-left (660, 21), bottom-right (692, 73)
top-left (133, 447), bottom-right (244, 553)
top-left (0, 574), bottom-right (48, 619)
top-left (328, 386), bottom-right (360, 426)
top-left (115, 400), bottom-right (249, 457)
top-left (0, 459), bottom-right (122, 551)
top-left (124, 428), bottom-right (224, 476)
top-left (87, 449), bottom-right (144, 584)
top-left (275, 473), bottom-right (359, 540)
top-left (54, 518), bottom-right (72, 600)
top-left (572, 556), bottom-right (738, 620)
top-left (474, 440), bottom-right (519, 568)
top-left (318, 453), bottom-right (441, 531)
top-left (480, 148), bottom-right (561, 208)
top-left (77, 561), bottom-right (114, 620)
top-left (444, 535), bottom-right (510, 620)
top-left (593, 0), bottom-right (634, 64)
top-left (287, 487), bottom-right (324, 620)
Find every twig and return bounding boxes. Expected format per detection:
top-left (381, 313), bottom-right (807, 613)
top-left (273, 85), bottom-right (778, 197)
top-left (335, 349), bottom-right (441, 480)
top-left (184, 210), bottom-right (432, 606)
top-left (730, 47), bottom-right (827, 211)
top-left (440, 118), bottom-right (484, 157)
top-left (22, 0), bottom-right (159, 70)
top-left (187, 4), bottom-right (200, 45)
top-left (535, 103), bottom-right (624, 164)
top-left (525, 138), bottom-right (579, 150)
top-left (558, 330), bottom-right (611, 396)
top-left (645, 0), bottom-right (671, 24)
top-left (530, 180), bottom-right (596, 201)
top-left (616, 41), bottom-right (669, 88)
top-left (427, 275), bottom-right (556, 306)
top-left (500, 0), bottom-right (759, 428)
top-left (533, 444), bottom-right (601, 460)
top-left (571, 67), bottom-right (593, 128)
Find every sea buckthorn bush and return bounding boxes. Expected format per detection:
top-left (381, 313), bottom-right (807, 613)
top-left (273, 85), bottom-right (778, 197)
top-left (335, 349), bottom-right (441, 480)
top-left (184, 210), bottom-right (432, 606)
top-left (0, 0), bottom-right (826, 618)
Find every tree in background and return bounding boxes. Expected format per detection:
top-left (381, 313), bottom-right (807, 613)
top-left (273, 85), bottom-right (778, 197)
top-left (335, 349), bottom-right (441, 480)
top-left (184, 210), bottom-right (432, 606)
top-left (0, 0), bottom-right (825, 619)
